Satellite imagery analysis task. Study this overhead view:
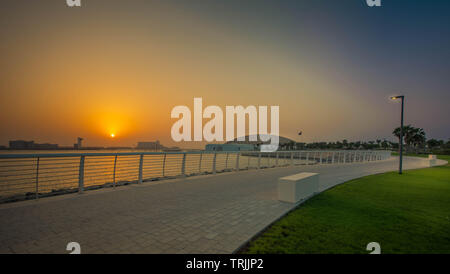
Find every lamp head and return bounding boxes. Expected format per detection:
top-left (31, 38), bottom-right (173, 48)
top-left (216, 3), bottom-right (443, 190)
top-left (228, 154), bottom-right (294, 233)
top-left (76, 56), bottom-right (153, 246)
top-left (390, 95), bottom-right (404, 100)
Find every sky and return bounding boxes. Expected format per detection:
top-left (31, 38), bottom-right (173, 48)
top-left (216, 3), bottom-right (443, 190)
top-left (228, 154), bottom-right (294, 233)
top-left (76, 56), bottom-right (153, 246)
top-left (0, 0), bottom-right (449, 148)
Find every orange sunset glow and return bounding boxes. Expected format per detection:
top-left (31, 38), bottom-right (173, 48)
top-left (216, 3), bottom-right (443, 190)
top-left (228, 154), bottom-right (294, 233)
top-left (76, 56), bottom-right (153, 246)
top-left (0, 0), bottom-right (450, 259)
top-left (0, 1), bottom-right (448, 149)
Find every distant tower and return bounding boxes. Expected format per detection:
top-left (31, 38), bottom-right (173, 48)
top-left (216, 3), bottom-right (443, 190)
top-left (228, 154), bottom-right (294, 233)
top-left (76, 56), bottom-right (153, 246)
top-left (77, 137), bottom-right (83, 149)
top-left (74, 137), bottom-right (83, 149)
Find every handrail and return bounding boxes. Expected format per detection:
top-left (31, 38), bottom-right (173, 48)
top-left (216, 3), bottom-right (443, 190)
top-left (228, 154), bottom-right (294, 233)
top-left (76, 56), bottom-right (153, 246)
top-left (0, 150), bottom-right (387, 159)
top-left (0, 150), bottom-right (391, 203)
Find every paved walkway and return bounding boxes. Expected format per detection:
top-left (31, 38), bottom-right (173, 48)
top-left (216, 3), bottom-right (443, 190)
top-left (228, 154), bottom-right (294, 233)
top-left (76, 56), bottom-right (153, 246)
top-left (0, 156), bottom-right (445, 254)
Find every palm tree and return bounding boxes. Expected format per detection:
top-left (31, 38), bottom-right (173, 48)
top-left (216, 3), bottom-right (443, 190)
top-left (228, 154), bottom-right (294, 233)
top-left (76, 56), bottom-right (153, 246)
top-left (393, 125), bottom-right (411, 152)
top-left (409, 128), bottom-right (426, 152)
top-left (393, 125), bottom-right (426, 153)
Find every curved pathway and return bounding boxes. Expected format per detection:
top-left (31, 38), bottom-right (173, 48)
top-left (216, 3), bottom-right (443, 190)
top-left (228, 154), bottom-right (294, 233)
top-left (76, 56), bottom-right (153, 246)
top-left (0, 156), bottom-right (445, 254)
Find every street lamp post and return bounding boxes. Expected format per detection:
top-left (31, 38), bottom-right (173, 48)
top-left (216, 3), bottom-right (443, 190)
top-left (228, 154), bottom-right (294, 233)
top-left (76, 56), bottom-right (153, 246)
top-left (391, 95), bottom-right (405, 174)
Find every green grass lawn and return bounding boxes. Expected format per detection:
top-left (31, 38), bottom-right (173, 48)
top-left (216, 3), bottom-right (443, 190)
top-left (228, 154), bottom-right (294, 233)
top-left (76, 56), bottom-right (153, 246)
top-left (241, 155), bottom-right (450, 254)
top-left (392, 153), bottom-right (450, 162)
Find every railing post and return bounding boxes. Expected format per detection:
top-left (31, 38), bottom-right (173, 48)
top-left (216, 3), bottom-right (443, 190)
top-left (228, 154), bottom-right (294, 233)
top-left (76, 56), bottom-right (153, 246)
top-left (225, 153), bottom-right (229, 169)
top-left (306, 152), bottom-right (310, 165)
top-left (332, 152), bottom-right (335, 164)
top-left (235, 153), bottom-right (240, 171)
top-left (198, 153), bottom-right (202, 174)
top-left (258, 152), bottom-right (261, 169)
top-left (138, 154), bottom-right (144, 184)
top-left (319, 152), bottom-right (323, 164)
top-left (35, 157), bottom-right (40, 200)
top-left (181, 153), bottom-right (186, 176)
top-left (276, 152), bottom-right (279, 167)
top-left (290, 152), bottom-right (294, 167)
top-left (212, 152), bottom-right (217, 174)
top-left (78, 155), bottom-right (85, 194)
top-left (162, 153), bottom-right (167, 177)
top-left (344, 152), bottom-right (347, 163)
top-left (113, 155), bottom-right (117, 187)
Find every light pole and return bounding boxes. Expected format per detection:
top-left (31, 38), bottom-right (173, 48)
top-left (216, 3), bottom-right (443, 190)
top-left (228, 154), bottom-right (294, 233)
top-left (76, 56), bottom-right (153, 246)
top-left (391, 95), bottom-right (405, 174)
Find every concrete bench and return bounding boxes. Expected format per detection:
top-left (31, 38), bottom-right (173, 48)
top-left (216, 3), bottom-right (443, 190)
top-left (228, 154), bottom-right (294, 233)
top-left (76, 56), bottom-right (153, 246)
top-left (278, 172), bottom-right (319, 203)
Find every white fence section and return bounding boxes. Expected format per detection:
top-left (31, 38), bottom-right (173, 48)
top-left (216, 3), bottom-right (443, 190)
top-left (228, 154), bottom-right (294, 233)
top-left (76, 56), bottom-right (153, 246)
top-left (0, 150), bottom-right (391, 203)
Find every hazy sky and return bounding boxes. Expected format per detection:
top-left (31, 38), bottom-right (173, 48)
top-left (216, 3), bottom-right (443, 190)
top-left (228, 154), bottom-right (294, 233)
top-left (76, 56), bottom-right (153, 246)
top-left (0, 0), bottom-right (449, 148)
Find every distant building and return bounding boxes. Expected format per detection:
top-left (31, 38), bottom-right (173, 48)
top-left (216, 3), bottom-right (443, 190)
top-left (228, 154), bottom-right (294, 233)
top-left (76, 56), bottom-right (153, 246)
top-left (9, 140), bottom-right (58, 150)
top-left (205, 144), bottom-right (255, 152)
top-left (226, 135), bottom-right (297, 151)
top-left (136, 141), bottom-right (162, 150)
top-left (74, 137), bottom-right (83, 149)
top-left (162, 146), bottom-right (182, 152)
top-left (226, 135), bottom-right (295, 146)
top-left (9, 140), bottom-right (35, 149)
top-left (33, 143), bottom-right (59, 149)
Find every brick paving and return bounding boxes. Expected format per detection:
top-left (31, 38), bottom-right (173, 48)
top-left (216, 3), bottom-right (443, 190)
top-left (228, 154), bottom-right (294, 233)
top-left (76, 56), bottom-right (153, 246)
top-left (0, 156), bottom-right (441, 254)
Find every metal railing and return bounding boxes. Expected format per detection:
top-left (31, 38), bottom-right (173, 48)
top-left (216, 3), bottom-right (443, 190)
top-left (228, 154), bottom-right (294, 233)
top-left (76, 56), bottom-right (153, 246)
top-left (0, 150), bottom-right (391, 203)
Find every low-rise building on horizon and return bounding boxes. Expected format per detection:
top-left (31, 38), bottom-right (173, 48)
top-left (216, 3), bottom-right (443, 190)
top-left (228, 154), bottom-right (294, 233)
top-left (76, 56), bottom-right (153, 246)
top-left (9, 140), bottom-right (58, 150)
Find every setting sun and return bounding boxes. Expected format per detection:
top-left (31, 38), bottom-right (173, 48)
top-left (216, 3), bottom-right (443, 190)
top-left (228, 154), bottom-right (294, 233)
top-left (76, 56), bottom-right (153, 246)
top-left (110, 133), bottom-right (115, 138)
